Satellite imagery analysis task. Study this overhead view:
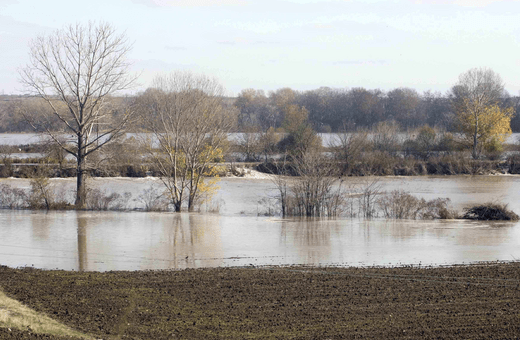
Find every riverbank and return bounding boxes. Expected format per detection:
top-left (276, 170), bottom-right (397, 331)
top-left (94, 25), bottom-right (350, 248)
top-left (1, 262), bottom-right (519, 339)
top-left (1, 156), bottom-right (519, 179)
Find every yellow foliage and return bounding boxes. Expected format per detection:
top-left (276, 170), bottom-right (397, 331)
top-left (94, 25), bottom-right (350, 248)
top-left (196, 176), bottom-right (220, 205)
top-left (198, 145), bottom-right (224, 165)
top-left (456, 101), bottom-right (513, 156)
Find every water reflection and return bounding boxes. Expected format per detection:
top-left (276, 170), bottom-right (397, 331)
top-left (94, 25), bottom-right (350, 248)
top-left (30, 211), bottom-right (52, 241)
top-left (280, 219), bottom-right (334, 264)
top-left (3, 175), bottom-right (520, 271)
top-left (77, 213), bottom-right (87, 271)
top-left (150, 213), bottom-right (224, 269)
top-left (1, 210), bottom-right (520, 271)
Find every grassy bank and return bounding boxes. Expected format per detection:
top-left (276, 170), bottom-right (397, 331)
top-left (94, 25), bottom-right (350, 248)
top-left (1, 263), bottom-right (520, 339)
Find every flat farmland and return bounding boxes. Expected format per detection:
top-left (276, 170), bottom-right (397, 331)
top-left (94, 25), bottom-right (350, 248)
top-left (0, 263), bottom-right (519, 339)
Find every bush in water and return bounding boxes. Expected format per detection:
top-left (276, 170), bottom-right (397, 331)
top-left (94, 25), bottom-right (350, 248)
top-left (462, 203), bottom-right (519, 221)
top-left (0, 183), bottom-right (27, 209)
top-left (86, 188), bottom-right (132, 211)
top-left (137, 185), bottom-right (169, 212)
top-left (377, 190), bottom-right (455, 220)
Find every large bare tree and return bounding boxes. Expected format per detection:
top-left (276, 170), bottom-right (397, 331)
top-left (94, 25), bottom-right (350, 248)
top-left (19, 22), bottom-right (135, 208)
top-left (136, 72), bottom-right (236, 212)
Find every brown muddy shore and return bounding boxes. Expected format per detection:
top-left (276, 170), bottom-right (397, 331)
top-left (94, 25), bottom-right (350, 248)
top-left (1, 263), bottom-right (520, 339)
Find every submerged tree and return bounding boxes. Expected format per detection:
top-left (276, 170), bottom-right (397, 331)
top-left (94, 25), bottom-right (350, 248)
top-left (19, 22), bottom-right (136, 208)
top-left (137, 72), bottom-right (236, 212)
top-left (271, 151), bottom-right (344, 217)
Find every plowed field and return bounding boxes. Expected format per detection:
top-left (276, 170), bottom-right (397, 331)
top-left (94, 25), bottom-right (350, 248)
top-left (1, 263), bottom-right (519, 339)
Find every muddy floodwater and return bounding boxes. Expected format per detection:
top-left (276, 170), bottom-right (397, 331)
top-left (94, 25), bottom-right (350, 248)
top-left (2, 175), bottom-right (520, 271)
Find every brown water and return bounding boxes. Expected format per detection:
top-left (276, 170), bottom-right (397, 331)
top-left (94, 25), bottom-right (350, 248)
top-left (1, 176), bottom-right (520, 271)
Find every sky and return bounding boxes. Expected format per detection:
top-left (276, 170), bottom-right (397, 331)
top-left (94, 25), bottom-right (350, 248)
top-left (0, 0), bottom-right (519, 97)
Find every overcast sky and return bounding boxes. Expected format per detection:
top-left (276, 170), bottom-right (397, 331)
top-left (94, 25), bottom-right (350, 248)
top-left (1, 0), bottom-right (519, 96)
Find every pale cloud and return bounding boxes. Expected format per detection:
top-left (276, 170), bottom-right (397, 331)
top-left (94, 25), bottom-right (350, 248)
top-left (217, 40), bottom-right (239, 45)
top-left (164, 45), bottom-right (187, 51)
top-left (313, 23), bottom-right (334, 29)
top-left (215, 20), bottom-right (291, 34)
top-left (131, 0), bottom-right (249, 7)
top-left (453, 0), bottom-right (508, 6)
top-left (412, 0), bottom-right (514, 6)
top-left (217, 38), bottom-right (287, 45)
top-left (333, 60), bottom-right (388, 65)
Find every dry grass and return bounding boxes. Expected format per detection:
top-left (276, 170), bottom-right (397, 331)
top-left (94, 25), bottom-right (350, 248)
top-left (0, 289), bottom-right (92, 339)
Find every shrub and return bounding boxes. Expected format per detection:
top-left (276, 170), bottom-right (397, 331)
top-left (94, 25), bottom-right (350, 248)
top-left (483, 137), bottom-right (504, 160)
top-left (28, 176), bottom-right (55, 210)
top-left (462, 203), bottom-right (519, 221)
top-left (371, 121), bottom-right (401, 155)
top-left (331, 130), bottom-right (370, 174)
top-left (86, 188), bottom-right (131, 211)
top-left (377, 190), bottom-right (453, 220)
top-left (436, 132), bottom-right (460, 154)
top-left (138, 185), bottom-right (169, 212)
top-left (403, 125), bottom-right (438, 160)
top-left (507, 154), bottom-right (520, 174)
top-left (0, 183), bottom-right (27, 209)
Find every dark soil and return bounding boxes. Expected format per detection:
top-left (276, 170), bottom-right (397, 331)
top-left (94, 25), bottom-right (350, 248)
top-left (1, 263), bottom-right (520, 339)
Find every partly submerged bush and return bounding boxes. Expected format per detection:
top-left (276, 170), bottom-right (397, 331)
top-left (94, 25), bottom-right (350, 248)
top-left (137, 185), bottom-right (169, 212)
top-left (85, 188), bottom-right (132, 211)
top-left (377, 190), bottom-right (455, 220)
top-left (462, 203), bottom-right (519, 221)
top-left (0, 181), bottom-right (71, 210)
top-left (27, 176), bottom-right (71, 210)
top-left (0, 183), bottom-right (27, 209)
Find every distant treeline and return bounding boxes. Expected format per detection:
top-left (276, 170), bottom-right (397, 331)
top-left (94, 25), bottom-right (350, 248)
top-left (234, 87), bottom-right (520, 133)
top-left (2, 87), bottom-right (520, 133)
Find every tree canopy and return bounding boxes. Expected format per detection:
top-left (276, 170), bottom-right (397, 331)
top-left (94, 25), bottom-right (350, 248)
top-left (450, 68), bottom-right (513, 158)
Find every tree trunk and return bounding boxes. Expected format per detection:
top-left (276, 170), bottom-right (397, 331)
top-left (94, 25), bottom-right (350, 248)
top-left (188, 195), bottom-right (195, 212)
top-left (75, 163), bottom-right (87, 209)
top-left (75, 136), bottom-right (87, 209)
top-left (472, 114), bottom-right (479, 159)
top-left (472, 134), bottom-right (478, 159)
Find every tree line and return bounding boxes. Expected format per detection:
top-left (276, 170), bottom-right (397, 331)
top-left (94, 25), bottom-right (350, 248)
top-left (4, 86), bottom-right (520, 134)
top-left (235, 86), bottom-right (520, 133)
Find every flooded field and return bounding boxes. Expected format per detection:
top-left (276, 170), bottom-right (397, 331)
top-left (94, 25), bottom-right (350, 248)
top-left (1, 132), bottom-right (519, 147)
top-left (1, 176), bottom-right (520, 271)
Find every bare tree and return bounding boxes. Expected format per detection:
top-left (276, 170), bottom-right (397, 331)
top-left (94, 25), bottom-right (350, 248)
top-left (357, 178), bottom-right (383, 218)
top-left (290, 151), bottom-right (342, 217)
top-left (331, 127), bottom-right (369, 174)
top-left (137, 72), bottom-right (236, 212)
top-left (19, 22), bottom-right (135, 208)
top-left (269, 151), bottom-right (344, 217)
